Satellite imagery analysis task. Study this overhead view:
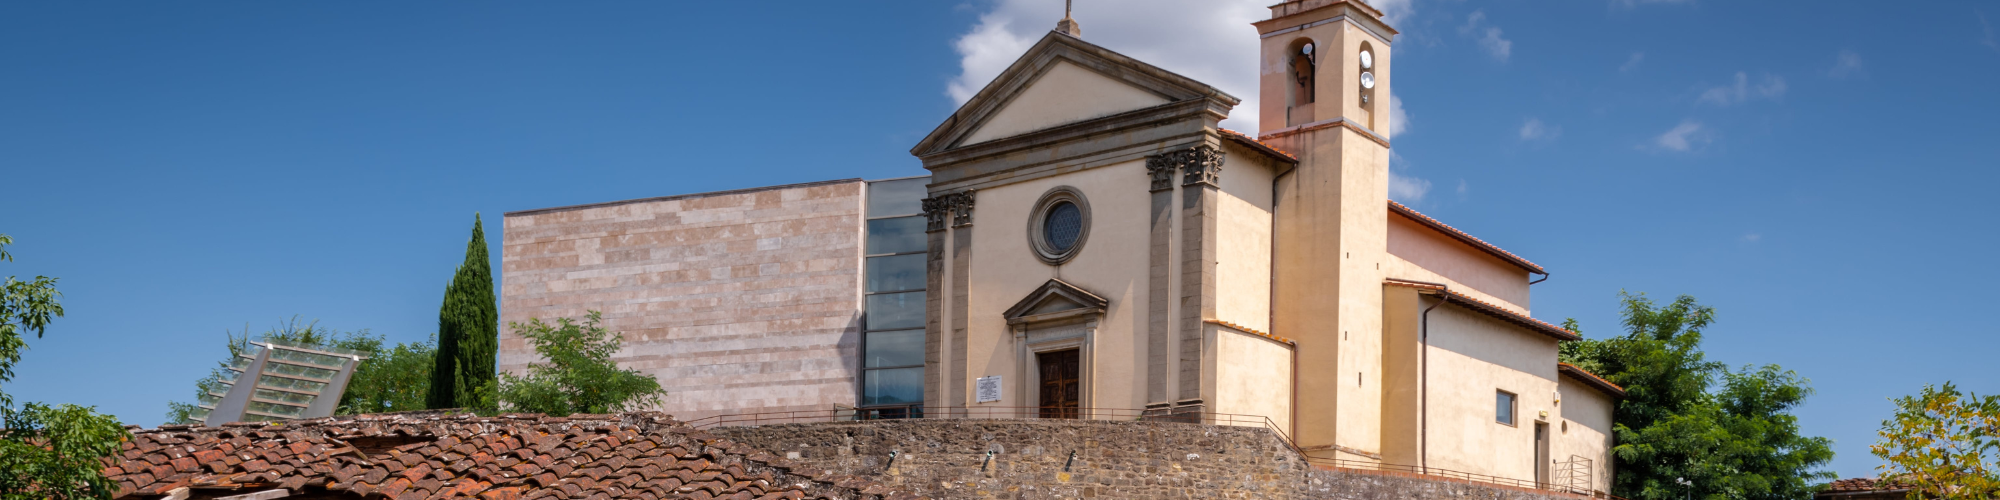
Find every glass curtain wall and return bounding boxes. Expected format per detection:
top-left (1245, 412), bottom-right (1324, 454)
top-left (861, 177), bottom-right (928, 415)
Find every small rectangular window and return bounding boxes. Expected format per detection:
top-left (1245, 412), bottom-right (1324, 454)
top-left (1497, 390), bottom-right (1518, 426)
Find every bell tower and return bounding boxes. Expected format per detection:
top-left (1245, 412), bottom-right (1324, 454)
top-left (1254, 0), bottom-right (1398, 462)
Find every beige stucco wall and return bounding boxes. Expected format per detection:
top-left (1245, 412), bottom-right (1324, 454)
top-left (1379, 285), bottom-right (1423, 466)
top-left (1211, 325), bottom-right (1294, 432)
top-left (1215, 143), bottom-right (1277, 333)
top-left (960, 61), bottom-right (1170, 146)
top-left (499, 181), bottom-right (865, 422)
top-left (963, 159), bottom-right (1154, 411)
top-left (1384, 213), bottom-right (1533, 313)
top-left (1557, 376), bottom-right (1617, 493)
top-left (1421, 302), bottom-right (1562, 481)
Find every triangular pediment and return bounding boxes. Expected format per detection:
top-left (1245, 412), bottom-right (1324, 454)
top-left (959, 61), bottom-right (1171, 145)
top-left (912, 32), bottom-right (1239, 157)
top-left (1004, 279), bottom-right (1111, 321)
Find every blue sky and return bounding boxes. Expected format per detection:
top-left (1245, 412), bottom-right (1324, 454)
top-left (3, 0), bottom-right (1997, 479)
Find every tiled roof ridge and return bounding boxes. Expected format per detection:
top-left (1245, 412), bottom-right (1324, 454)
top-left (1383, 278), bottom-right (1579, 341)
top-left (1219, 128), bottom-right (1300, 163)
top-left (1826, 477), bottom-right (1915, 492)
top-left (107, 411), bottom-right (928, 500)
top-left (1557, 363), bottom-right (1626, 398)
top-left (1387, 200), bottom-right (1546, 275)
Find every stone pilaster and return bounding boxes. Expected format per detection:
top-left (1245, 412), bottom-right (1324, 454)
top-left (1144, 155), bottom-right (1177, 414)
top-left (921, 190), bottom-right (974, 412)
top-left (1175, 145), bottom-right (1223, 411)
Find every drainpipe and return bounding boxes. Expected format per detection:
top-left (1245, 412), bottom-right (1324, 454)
top-left (1271, 164), bottom-right (1298, 443)
top-left (1404, 279), bottom-right (1451, 475)
top-left (1529, 271), bottom-right (1550, 285)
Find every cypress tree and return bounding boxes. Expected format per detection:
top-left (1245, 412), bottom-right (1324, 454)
top-left (427, 214), bottom-right (499, 410)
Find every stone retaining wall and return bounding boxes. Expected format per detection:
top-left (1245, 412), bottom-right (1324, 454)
top-left (712, 418), bottom-right (1588, 500)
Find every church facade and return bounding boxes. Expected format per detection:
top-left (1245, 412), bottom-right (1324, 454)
top-left (501, 0), bottom-right (1619, 491)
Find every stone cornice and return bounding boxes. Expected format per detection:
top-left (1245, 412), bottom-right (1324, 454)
top-left (1258, 117), bottom-right (1392, 149)
top-left (912, 31), bottom-right (1241, 158)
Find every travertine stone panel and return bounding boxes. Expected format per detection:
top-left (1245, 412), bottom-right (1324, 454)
top-left (500, 180), bottom-right (865, 422)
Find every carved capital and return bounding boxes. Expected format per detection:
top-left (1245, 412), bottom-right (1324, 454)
top-left (1176, 145), bottom-right (1225, 188)
top-left (1145, 145), bottom-right (1225, 191)
top-left (922, 190), bottom-right (977, 232)
top-left (952, 189), bottom-right (976, 228)
top-left (1146, 156), bottom-right (1178, 192)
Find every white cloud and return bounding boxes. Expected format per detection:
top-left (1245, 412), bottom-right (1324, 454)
top-left (1697, 71), bottom-right (1787, 106)
top-left (1652, 120), bottom-right (1711, 152)
top-left (1829, 50), bottom-right (1864, 78)
top-left (1373, 0), bottom-right (1417, 26)
top-left (1459, 10), bottom-right (1513, 62)
top-left (1742, 233), bottom-right (1762, 242)
top-left (946, 14), bottom-right (1038, 105)
top-left (1389, 172), bottom-right (1433, 202)
top-left (1620, 52), bottom-right (1645, 72)
top-left (1518, 117), bottom-right (1560, 141)
top-left (1981, 11), bottom-right (1999, 52)
top-left (1387, 151), bottom-right (1431, 203)
top-left (947, 0), bottom-right (1283, 132)
top-left (1455, 179), bottom-right (1469, 197)
top-left (1385, 92), bottom-right (1410, 139)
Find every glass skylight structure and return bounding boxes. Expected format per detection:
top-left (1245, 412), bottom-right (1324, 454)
top-left (193, 339), bottom-right (367, 426)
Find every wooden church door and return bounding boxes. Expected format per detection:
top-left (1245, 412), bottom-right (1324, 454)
top-left (1037, 349), bottom-right (1081, 419)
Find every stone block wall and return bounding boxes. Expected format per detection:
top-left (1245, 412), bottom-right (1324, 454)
top-left (713, 418), bottom-right (1593, 500)
top-left (500, 179), bottom-right (867, 422)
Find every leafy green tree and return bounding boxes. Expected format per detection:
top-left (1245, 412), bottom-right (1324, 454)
top-left (337, 333), bottom-right (435, 415)
top-left (166, 319), bottom-right (436, 423)
top-left (1561, 292), bottom-right (1833, 500)
top-left (0, 234), bottom-right (129, 500)
top-left (1871, 382), bottom-right (2000, 500)
top-left (429, 214), bottom-right (498, 411)
top-left (494, 311), bottom-right (665, 417)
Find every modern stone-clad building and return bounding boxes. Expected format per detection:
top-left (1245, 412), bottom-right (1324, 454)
top-left (500, 0), bottom-right (1623, 491)
top-left (501, 177), bottom-right (932, 422)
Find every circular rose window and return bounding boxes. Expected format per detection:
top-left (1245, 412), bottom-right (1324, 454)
top-left (1028, 187), bottom-right (1090, 265)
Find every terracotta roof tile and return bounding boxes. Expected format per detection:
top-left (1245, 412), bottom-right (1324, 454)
top-left (1825, 477), bottom-right (1913, 493)
top-left (102, 412), bottom-right (923, 500)
top-left (1388, 200), bottom-right (1545, 275)
top-left (1383, 278), bottom-right (1579, 341)
top-left (1219, 129), bottom-right (1300, 163)
top-left (1557, 363), bottom-right (1626, 398)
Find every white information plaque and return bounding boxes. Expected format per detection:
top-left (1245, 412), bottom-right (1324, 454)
top-left (975, 376), bottom-right (1003, 403)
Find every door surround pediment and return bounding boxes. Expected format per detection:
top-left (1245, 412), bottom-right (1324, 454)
top-left (1002, 279), bottom-right (1109, 415)
top-left (1004, 279), bottom-right (1109, 326)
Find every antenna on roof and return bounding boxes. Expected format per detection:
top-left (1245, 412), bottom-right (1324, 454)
top-left (1055, 0), bottom-right (1082, 38)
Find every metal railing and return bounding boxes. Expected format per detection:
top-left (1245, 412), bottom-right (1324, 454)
top-left (685, 404), bottom-right (1620, 500)
top-left (1553, 455), bottom-right (1594, 495)
top-left (687, 404), bottom-right (1291, 442)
